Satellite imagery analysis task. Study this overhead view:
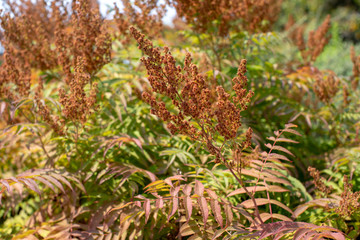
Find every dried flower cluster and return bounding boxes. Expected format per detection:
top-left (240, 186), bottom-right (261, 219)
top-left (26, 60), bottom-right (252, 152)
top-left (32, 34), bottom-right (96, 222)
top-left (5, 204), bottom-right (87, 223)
top-left (350, 46), bottom-right (360, 90)
top-left (59, 57), bottom-right (98, 124)
top-left (287, 15), bottom-right (331, 64)
top-left (308, 166), bottom-right (333, 196)
top-left (56, 0), bottom-right (112, 79)
top-left (0, 0), bottom-right (111, 88)
top-left (285, 66), bottom-right (340, 105)
top-left (335, 175), bottom-right (360, 218)
top-left (114, 0), bottom-right (165, 45)
top-left (0, 0), bottom-right (63, 71)
top-left (313, 71), bottom-right (339, 103)
top-left (0, 0), bottom-right (63, 100)
top-left (0, 51), bottom-right (31, 100)
top-left (1, 0), bottom-right (112, 133)
top-left (168, 0), bottom-right (282, 36)
top-left (130, 26), bottom-right (253, 162)
top-left (53, 0), bottom-right (111, 127)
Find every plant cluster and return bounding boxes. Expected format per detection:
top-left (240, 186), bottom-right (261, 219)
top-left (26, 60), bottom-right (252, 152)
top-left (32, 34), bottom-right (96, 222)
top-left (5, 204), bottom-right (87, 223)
top-left (114, 0), bottom-right (165, 45)
top-left (168, 0), bottom-right (282, 36)
top-left (0, 0), bottom-right (360, 239)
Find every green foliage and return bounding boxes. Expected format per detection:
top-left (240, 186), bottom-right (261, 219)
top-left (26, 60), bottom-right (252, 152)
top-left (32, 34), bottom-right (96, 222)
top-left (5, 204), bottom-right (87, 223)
top-left (1, 0), bottom-right (360, 239)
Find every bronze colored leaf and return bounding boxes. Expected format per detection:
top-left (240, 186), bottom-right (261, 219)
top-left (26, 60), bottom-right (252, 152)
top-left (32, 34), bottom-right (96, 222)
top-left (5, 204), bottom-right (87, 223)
top-left (265, 144), bottom-right (294, 156)
top-left (282, 128), bottom-right (301, 136)
top-left (183, 184), bottom-right (192, 196)
top-left (170, 185), bottom-right (181, 197)
top-left (267, 136), bottom-right (299, 143)
top-left (224, 203), bottom-right (233, 227)
top-left (241, 198), bottom-right (293, 214)
top-left (184, 195), bottom-right (192, 222)
top-left (41, 175), bottom-right (65, 193)
top-left (155, 197), bottom-right (164, 209)
top-left (210, 199), bottom-right (223, 228)
top-left (20, 178), bottom-right (41, 195)
top-left (259, 213), bottom-right (292, 222)
top-left (144, 199), bottom-right (151, 223)
top-left (194, 180), bottom-right (204, 196)
top-left (0, 180), bottom-right (12, 194)
top-left (34, 176), bottom-right (55, 192)
top-left (206, 189), bottom-right (218, 199)
top-left (198, 196), bottom-right (209, 227)
top-left (228, 185), bottom-right (289, 197)
top-left (168, 196), bottom-right (179, 221)
top-left (267, 153), bottom-right (291, 162)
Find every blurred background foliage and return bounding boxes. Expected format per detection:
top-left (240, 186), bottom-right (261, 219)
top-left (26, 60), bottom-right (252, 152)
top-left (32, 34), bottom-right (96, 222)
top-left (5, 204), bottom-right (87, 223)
top-left (1, 0), bottom-right (360, 239)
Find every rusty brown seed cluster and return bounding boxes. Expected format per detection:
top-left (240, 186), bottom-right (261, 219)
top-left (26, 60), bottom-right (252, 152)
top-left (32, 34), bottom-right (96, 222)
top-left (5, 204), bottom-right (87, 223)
top-left (0, 0), bottom-right (112, 132)
top-left (114, 0), bottom-right (165, 45)
top-left (57, 0), bottom-right (112, 80)
top-left (1, 0), bottom-right (111, 84)
top-left (0, 0), bottom-right (60, 100)
top-left (313, 71), bottom-right (339, 103)
top-left (167, 0), bottom-right (282, 36)
top-left (54, 0), bottom-right (111, 126)
top-left (0, 51), bottom-right (31, 100)
top-left (308, 166), bottom-right (333, 196)
top-left (59, 57), bottom-right (99, 125)
top-left (287, 15), bottom-right (331, 64)
top-left (130, 26), bottom-right (253, 161)
top-left (0, 0), bottom-right (62, 71)
top-left (335, 175), bottom-right (360, 218)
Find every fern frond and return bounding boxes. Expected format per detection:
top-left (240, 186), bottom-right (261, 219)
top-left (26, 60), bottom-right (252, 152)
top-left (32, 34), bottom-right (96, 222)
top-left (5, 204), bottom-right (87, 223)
top-left (239, 221), bottom-right (345, 240)
top-left (0, 169), bottom-right (83, 202)
top-left (105, 175), bottom-right (251, 239)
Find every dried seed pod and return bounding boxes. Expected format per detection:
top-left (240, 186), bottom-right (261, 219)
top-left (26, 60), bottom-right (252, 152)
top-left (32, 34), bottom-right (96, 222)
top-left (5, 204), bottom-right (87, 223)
top-left (131, 26), bottom-right (254, 161)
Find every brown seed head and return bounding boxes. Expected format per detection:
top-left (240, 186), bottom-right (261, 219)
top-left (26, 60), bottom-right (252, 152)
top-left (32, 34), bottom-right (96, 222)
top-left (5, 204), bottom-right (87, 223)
top-left (131, 27), bottom-right (254, 160)
top-left (313, 71), bottom-right (339, 103)
top-left (335, 175), bottom-right (360, 218)
top-left (168, 0), bottom-right (282, 36)
top-left (308, 166), bottom-right (333, 197)
top-left (288, 15), bottom-right (331, 65)
top-left (114, 0), bottom-right (165, 45)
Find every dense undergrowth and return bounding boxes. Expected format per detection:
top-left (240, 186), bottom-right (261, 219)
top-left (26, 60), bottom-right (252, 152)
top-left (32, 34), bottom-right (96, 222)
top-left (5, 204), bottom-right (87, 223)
top-left (1, 0), bottom-right (360, 239)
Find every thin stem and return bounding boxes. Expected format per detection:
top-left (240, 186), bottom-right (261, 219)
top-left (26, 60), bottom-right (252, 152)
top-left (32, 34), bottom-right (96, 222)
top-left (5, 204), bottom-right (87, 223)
top-left (252, 129), bottom-right (284, 195)
top-left (37, 132), bottom-right (53, 166)
top-left (264, 179), bottom-right (273, 223)
top-left (214, 144), bottom-right (264, 225)
top-left (192, 116), bottom-right (264, 225)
